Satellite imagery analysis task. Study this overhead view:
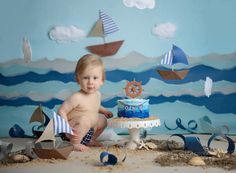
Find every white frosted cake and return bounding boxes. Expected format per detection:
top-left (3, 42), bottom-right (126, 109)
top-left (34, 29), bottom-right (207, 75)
top-left (117, 99), bottom-right (149, 118)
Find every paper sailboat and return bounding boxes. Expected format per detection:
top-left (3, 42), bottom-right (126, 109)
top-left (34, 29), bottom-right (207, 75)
top-left (157, 44), bottom-right (189, 80)
top-left (86, 10), bottom-right (124, 57)
top-left (29, 105), bottom-right (50, 138)
top-left (33, 111), bottom-right (74, 159)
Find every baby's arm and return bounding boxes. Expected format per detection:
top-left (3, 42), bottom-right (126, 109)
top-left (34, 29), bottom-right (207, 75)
top-left (97, 91), bottom-right (113, 118)
top-left (99, 106), bottom-right (113, 119)
top-left (58, 93), bottom-right (80, 122)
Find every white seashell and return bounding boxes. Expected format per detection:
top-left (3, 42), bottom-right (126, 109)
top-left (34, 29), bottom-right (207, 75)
top-left (188, 156), bottom-right (205, 166)
top-left (146, 142), bottom-right (157, 149)
top-left (208, 148), bottom-right (227, 158)
top-left (11, 154), bottom-right (30, 163)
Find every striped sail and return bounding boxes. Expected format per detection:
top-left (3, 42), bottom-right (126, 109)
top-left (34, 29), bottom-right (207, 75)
top-left (99, 10), bottom-right (119, 36)
top-left (53, 111), bottom-right (73, 135)
top-left (160, 44), bottom-right (188, 66)
top-left (161, 50), bottom-right (173, 65)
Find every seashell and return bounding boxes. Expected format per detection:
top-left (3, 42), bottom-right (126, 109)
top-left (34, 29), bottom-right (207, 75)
top-left (146, 142), bottom-right (157, 149)
top-left (208, 148), bottom-right (227, 158)
top-left (11, 154), bottom-right (30, 163)
top-left (188, 156), bottom-right (205, 166)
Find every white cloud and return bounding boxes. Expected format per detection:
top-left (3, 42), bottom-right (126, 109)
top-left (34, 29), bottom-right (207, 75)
top-left (123, 0), bottom-right (155, 9)
top-left (152, 22), bottom-right (176, 39)
top-left (49, 25), bottom-right (86, 43)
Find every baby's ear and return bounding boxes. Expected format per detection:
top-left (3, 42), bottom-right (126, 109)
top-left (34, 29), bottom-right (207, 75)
top-left (75, 76), bottom-right (80, 84)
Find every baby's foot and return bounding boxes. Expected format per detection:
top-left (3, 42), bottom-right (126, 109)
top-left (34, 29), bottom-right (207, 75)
top-left (73, 143), bottom-right (89, 152)
top-left (87, 140), bottom-right (103, 147)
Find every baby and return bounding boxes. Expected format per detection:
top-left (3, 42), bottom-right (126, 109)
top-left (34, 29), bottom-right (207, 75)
top-left (58, 54), bottom-right (113, 151)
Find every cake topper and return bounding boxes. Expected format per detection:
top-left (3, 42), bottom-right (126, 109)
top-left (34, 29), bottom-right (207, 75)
top-left (125, 79), bottom-right (143, 98)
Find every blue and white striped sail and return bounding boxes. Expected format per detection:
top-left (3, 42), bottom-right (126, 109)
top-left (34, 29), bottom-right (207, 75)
top-left (99, 10), bottom-right (119, 36)
top-left (35, 111), bottom-right (73, 144)
top-left (53, 111), bottom-right (73, 135)
top-left (161, 44), bottom-right (188, 66)
top-left (161, 50), bottom-right (173, 65)
top-left (88, 10), bottom-right (119, 38)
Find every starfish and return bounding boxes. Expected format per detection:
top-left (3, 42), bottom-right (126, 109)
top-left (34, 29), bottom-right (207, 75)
top-left (135, 140), bottom-right (149, 150)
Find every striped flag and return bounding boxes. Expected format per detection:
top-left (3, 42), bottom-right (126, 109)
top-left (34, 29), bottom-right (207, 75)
top-left (53, 111), bottom-right (73, 135)
top-left (99, 10), bottom-right (119, 35)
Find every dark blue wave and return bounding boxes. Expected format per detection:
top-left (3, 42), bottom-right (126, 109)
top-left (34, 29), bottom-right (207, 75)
top-left (0, 97), bottom-right (63, 109)
top-left (106, 65), bottom-right (236, 84)
top-left (102, 93), bottom-right (236, 114)
top-left (0, 71), bottom-right (75, 85)
top-left (1, 93), bottom-right (236, 114)
top-left (1, 65), bottom-right (236, 85)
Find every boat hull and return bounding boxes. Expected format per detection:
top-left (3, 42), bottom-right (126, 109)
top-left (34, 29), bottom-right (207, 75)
top-left (86, 40), bottom-right (124, 57)
top-left (157, 69), bottom-right (189, 80)
top-left (33, 145), bottom-right (73, 160)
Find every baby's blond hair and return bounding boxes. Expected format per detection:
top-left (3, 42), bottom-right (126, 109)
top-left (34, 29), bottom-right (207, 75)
top-left (75, 54), bottom-right (105, 82)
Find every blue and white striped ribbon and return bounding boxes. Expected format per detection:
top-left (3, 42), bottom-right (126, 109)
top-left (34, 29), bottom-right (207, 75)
top-left (99, 10), bottom-right (119, 35)
top-left (53, 111), bottom-right (73, 135)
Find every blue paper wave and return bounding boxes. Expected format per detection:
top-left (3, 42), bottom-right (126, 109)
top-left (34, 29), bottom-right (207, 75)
top-left (0, 93), bottom-right (235, 114)
top-left (0, 65), bottom-right (236, 86)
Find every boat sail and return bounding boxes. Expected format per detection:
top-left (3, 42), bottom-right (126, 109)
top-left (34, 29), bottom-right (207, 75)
top-left (86, 10), bottom-right (124, 57)
top-left (157, 44), bottom-right (189, 80)
top-left (33, 111), bottom-right (74, 159)
top-left (29, 105), bottom-right (50, 138)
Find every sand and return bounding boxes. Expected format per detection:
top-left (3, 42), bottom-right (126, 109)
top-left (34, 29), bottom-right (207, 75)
top-left (0, 134), bottom-right (236, 173)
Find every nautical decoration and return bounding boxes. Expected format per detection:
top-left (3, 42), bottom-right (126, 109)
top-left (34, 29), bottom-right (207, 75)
top-left (33, 111), bottom-right (74, 159)
top-left (22, 37), bottom-right (32, 63)
top-left (188, 156), bottom-right (206, 166)
top-left (29, 105), bottom-right (50, 138)
top-left (125, 79), bottom-right (143, 98)
top-left (204, 76), bottom-right (213, 97)
top-left (86, 10), bottom-right (124, 57)
top-left (157, 44), bottom-right (189, 80)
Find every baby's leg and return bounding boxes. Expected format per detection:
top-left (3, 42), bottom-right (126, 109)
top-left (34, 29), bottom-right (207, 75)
top-left (87, 115), bottom-right (107, 147)
top-left (70, 116), bottom-right (92, 151)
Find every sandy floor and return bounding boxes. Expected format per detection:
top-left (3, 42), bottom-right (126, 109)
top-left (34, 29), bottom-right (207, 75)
top-left (1, 134), bottom-right (236, 173)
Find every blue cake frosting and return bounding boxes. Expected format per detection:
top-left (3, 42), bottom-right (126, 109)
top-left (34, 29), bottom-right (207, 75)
top-left (117, 99), bottom-right (149, 118)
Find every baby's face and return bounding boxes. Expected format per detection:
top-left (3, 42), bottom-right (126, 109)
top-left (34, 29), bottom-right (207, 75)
top-left (77, 65), bottom-right (104, 94)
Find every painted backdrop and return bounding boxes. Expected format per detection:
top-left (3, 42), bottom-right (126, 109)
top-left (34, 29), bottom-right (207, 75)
top-left (0, 0), bottom-right (236, 137)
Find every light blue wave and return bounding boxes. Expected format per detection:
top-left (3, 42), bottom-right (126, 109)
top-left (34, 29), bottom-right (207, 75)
top-left (0, 63), bottom-right (50, 76)
top-left (1, 102), bottom-right (236, 137)
top-left (1, 79), bottom-right (235, 101)
top-left (0, 52), bottom-right (236, 76)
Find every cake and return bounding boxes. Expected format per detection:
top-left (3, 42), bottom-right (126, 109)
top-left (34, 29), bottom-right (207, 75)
top-left (117, 99), bottom-right (149, 118)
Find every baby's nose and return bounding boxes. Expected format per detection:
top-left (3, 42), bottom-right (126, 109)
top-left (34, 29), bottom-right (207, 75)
top-left (88, 78), bottom-right (93, 84)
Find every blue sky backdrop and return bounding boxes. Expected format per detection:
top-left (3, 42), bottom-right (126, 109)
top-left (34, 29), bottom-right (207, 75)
top-left (0, 0), bottom-right (236, 62)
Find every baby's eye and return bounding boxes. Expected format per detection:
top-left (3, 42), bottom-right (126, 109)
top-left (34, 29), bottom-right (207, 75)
top-left (83, 76), bottom-right (89, 80)
top-left (93, 76), bottom-right (98, 80)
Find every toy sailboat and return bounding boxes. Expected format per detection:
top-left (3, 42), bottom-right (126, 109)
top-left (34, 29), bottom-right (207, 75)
top-left (86, 10), bottom-right (124, 57)
top-left (22, 37), bottom-right (32, 63)
top-left (157, 44), bottom-right (189, 80)
top-left (29, 105), bottom-right (50, 138)
top-left (33, 111), bottom-right (74, 159)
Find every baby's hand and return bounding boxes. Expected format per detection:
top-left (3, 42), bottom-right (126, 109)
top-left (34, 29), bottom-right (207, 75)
top-left (104, 111), bottom-right (113, 119)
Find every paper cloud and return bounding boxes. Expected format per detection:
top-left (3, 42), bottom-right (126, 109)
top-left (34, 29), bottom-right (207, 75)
top-left (123, 0), bottom-right (155, 9)
top-left (152, 22), bottom-right (176, 38)
top-left (49, 25), bottom-right (86, 43)
top-left (204, 76), bottom-right (213, 97)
